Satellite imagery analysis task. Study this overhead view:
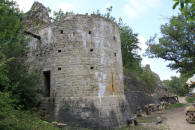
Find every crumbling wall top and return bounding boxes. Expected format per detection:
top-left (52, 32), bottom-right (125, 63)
top-left (23, 1), bottom-right (50, 28)
top-left (25, 2), bottom-right (119, 33)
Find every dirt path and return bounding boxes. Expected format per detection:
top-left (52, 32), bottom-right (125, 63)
top-left (178, 97), bottom-right (187, 104)
top-left (162, 107), bottom-right (195, 130)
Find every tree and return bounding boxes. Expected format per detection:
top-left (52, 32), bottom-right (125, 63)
top-left (163, 76), bottom-right (189, 96)
top-left (141, 70), bottom-right (157, 94)
top-left (119, 20), bottom-right (141, 70)
top-left (0, 0), bottom-right (40, 109)
top-left (172, 0), bottom-right (195, 22)
top-left (53, 9), bottom-right (67, 21)
top-left (145, 14), bottom-right (195, 76)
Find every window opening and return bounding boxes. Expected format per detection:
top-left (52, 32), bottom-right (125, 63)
top-left (43, 71), bottom-right (50, 97)
top-left (113, 36), bottom-right (116, 40)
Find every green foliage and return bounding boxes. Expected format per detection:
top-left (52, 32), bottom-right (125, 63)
top-left (119, 20), bottom-right (142, 70)
top-left (186, 97), bottom-right (195, 103)
top-left (168, 103), bottom-right (188, 109)
top-left (141, 70), bottom-right (157, 94)
top-left (0, 92), bottom-right (59, 130)
top-left (124, 68), bottom-right (157, 94)
top-left (172, 0), bottom-right (195, 22)
top-left (0, 52), bottom-right (12, 90)
top-left (103, 6), bottom-right (116, 22)
top-left (137, 116), bottom-right (157, 123)
top-left (145, 14), bottom-right (195, 76)
top-left (53, 9), bottom-right (66, 21)
top-left (0, 0), bottom-right (40, 109)
top-left (163, 76), bottom-right (189, 96)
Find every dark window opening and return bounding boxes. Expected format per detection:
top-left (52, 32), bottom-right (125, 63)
top-left (90, 67), bottom-right (94, 70)
top-left (113, 36), bottom-right (116, 40)
top-left (60, 30), bottom-right (63, 34)
top-left (112, 73), bottom-right (114, 90)
top-left (89, 31), bottom-right (91, 34)
top-left (73, 32), bottom-right (75, 36)
top-left (90, 49), bottom-right (93, 52)
top-left (114, 53), bottom-right (117, 57)
top-left (58, 50), bottom-right (61, 53)
top-left (43, 71), bottom-right (50, 97)
top-left (58, 67), bottom-right (61, 70)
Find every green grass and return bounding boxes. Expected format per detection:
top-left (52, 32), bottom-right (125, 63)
top-left (186, 97), bottom-right (195, 103)
top-left (137, 116), bottom-right (156, 123)
top-left (168, 103), bottom-right (188, 109)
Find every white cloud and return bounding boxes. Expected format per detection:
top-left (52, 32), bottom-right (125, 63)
top-left (138, 35), bottom-right (147, 56)
top-left (57, 2), bottom-right (75, 12)
top-left (16, 0), bottom-right (75, 17)
top-left (123, 0), bottom-right (161, 18)
top-left (16, 0), bottom-right (35, 12)
top-left (137, 35), bottom-right (149, 66)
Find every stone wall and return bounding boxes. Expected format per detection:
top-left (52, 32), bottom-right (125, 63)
top-left (125, 91), bottom-right (156, 113)
top-left (26, 4), bottom-right (130, 127)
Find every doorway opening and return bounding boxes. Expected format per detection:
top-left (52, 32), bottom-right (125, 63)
top-left (43, 71), bottom-right (50, 97)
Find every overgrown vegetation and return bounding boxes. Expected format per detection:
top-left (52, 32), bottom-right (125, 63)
top-left (0, 92), bottom-right (59, 130)
top-left (0, 0), bottom-right (40, 109)
top-left (163, 76), bottom-right (189, 96)
top-left (124, 67), bottom-right (157, 94)
top-left (168, 103), bottom-right (188, 109)
top-left (137, 116), bottom-right (157, 123)
top-left (186, 97), bottom-right (195, 103)
top-left (0, 0), bottom-right (43, 129)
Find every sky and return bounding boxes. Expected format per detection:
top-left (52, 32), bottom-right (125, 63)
top-left (16, 0), bottom-right (180, 80)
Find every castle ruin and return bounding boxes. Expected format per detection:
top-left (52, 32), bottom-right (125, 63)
top-left (25, 2), bottom-right (130, 128)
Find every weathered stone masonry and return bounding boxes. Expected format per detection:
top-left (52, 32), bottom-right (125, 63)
top-left (26, 2), bottom-right (130, 128)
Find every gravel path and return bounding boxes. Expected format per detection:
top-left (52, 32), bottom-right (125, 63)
top-left (162, 106), bottom-right (195, 130)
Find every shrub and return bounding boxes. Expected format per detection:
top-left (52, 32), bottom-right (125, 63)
top-left (0, 92), bottom-right (59, 130)
top-left (186, 97), bottom-right (195, 104)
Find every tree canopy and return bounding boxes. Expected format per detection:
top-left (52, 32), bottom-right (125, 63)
top-left (163, 75), bottom-right (189, 96)
top-left (118, 19), bottom-right (141, 70)
top-left (172, 0), bottom-right (195, 22)
top-left (145, 14), bottom-right (195, 76)
top-left (0, 0), bottom-right (39, 109)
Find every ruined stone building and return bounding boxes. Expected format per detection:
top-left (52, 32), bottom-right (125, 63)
top-left (25, 2), bottom-right (130, 128)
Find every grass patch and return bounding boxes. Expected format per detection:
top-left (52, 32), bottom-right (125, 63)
top-left (186, 97), bottom-right (195, 103)
top-left (168, 103), bottom-right (188, 109)
top-left (137, 116), bottom-right (156, 123)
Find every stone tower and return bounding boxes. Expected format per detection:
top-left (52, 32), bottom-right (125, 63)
top-left (26, 2), bottom-right (130, 128)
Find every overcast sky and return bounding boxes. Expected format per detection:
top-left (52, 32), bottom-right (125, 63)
top-left (16, 0), bottom-right (180, 80)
